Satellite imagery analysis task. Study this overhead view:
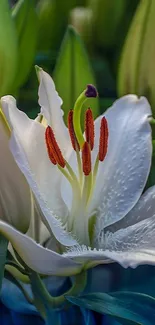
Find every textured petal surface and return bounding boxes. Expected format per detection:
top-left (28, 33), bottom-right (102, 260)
top-left (0, 221), bottom-right (81, 275)
top-left (92, 95), bottom-right (152, 236)
top-left (0, 111), bottom-right (31, 232)
top-left (105, 215), bottom-right (155, 254)
top-left (107, 186), bottom-right (155, 233)
top-left (37, 68), bottom-right (71, 157)
top-left (1, 96), bottom-right (77, 246)
top-left (64, 215), bottom-right (155, 269)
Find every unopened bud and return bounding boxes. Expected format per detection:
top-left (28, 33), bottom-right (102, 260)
top-left (69, 7), bottom-right (93, 50)
top-left (118, 1), bottom-right (155, 114)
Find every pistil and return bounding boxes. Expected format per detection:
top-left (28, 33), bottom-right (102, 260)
top-left (73, 84), bottom-right (98, 149)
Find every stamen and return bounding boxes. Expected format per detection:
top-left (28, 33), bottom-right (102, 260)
top-left (82, 142), bottom-right (91, 176)
top-left (45, 140), bottom-right (57, 165)
top-left (45, 126), bottom-right (65, 168)
top-left (68, 110), bottom-right (80, 151)
top-left (99, 117), bottom-right (108, 162)
top-left (85, 108), bottom-right (94, 150)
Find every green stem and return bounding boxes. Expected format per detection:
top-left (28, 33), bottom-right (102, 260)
top-left (6, 260), bottom-right (28, 275)
top-left (29, 270), bottom-right (87, 318)
top-left (82, 173), bottom-right (93, 205)
top-left (58, 165), bottom-right (73, 185)
top-left (65, 161), bottom-right (80, 187)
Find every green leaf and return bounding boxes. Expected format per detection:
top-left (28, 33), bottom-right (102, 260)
top-left (0, 0), bottom-right (18, 96)
top-left (12, 0), bottom-right (39, 89)
top-left (0, 234), bottom-right (8, 291)
top-left (88, 0), bottom-right (127, 50)
top-left (67, 291), bottom-right (155, 325)
top-left (53, 26), bottom-right (99, 125)
top-left (37, 0), bottom-right (79, 53)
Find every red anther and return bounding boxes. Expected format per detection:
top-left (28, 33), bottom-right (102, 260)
top-left (82, 142), bottom-right (91, 176)
top-left (68, 110), bottom-right (80, 151)
top-left (99, 117), bottom-right (108, 161)
top-left (85, 108), bottom-right (94, 150)
top-left (45, 139), bottom-right (57, 165)
top-left (45, 126), bottom-right (65, 168)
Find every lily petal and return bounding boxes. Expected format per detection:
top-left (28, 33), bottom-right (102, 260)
top-left (37, 67), bottom-right (72, 157)
top-left (93, 95), bottom-right (152, 234)
top-left (103, 215), bottom-right (155, 268)
top-left (105, 214), bottom-right (155, 252)
top-left (1, 96), bottom-right (77, 246)
top-left (64, 215), bottom-right (155, 269)
top-left (0, 110), bottom-right (31, 232)
top-left (27, 197), bottom-right (50, 244)
top-left (107, 185), bottom-right (155, 233)
top-left (61, 150), bottom-right (78, 211)
top-left (0, 221), bottom-right (82, 276)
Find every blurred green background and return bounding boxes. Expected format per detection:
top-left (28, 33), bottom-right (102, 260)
top-left (3, 0), bottom-right (154, 121)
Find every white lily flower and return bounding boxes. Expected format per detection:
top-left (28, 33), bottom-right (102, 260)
top-left (0, 109), bottom-right (32, 232)
top-left (0, 67), bottom-right (154, 277)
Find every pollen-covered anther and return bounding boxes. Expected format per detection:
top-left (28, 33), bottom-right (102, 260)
top-left (45, 126), bottom-right (65, 168)
top-left (45, 140), bottom-right (57, 165)
top-left (82, 142), bottom-right (92, 176)
top-left (68, 110), bottom-right (80, 151)
top-left (85, 108), bottom-right (94, 150)
top-left (99, 117), bottom-right (108, 162)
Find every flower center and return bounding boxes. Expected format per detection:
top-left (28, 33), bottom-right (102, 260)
top-left (45, 85), bottom-right (109, 246)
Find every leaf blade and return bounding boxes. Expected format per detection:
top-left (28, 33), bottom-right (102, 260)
top-left (67, 291), bottom-right (155, 325)
top-left (53, 26), bottom-right (99, 125)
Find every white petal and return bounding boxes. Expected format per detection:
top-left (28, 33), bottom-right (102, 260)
top-left (27, 196), bottom-right (50, 244)
top-left (63, 245), bottom-right (110, 265)
top-left (92, 95), bottom-right (152, 235)
top-left (0, 111), bottom-right (31, 232)
top-left (105, 215), bottom-right (155, 252)
top-left (103, 215), bottom-right (155, 268)
top-left (64, 215), bottom-right (155, 269)
top-left (107, 186), bottom-right (155, 232)
top-left (37, 68), bottom-right (71, 157)
top-left (1, 96), bottom-right (77, 246)
top-left (0, 221), bottom-right (81, 276)
top-left (61, 150), bottom-right (78, 211)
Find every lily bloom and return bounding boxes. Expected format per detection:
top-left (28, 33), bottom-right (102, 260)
top-left (0, 67), bottom-right (155, 276)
